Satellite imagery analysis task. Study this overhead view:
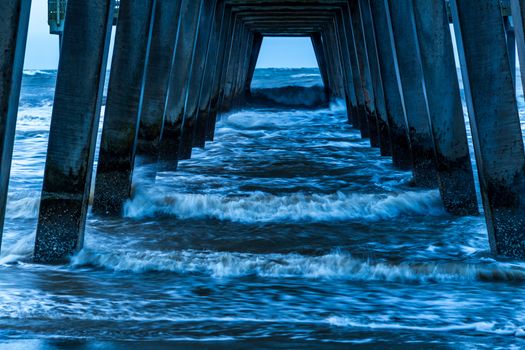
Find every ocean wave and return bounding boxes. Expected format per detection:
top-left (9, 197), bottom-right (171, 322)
top-left (5, 196), bottom-right (39, 220)
top-left (124, 189), bottom-right (444, 223)
top-left (327, 317), bottom-right (525, 337)
top-left (23, 70), bottom-right (54, 76)
top-left (70, 249), bottom-right (525, 283)
top-left (248, 85), bottom-right (327, 108)
top-left (290, 73), bottom-right (322, 78)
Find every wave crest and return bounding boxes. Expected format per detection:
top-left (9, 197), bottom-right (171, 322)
top-left (71, 249), bottom-right (525, 283)
top-left (124, 189), bottom-right (444, 223)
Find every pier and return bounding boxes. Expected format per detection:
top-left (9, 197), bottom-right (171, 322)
top-left (1, 0), bottom-right (525, 262)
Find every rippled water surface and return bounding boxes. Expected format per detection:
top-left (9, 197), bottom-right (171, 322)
top-left (2, 68), bottom-right (525, 349)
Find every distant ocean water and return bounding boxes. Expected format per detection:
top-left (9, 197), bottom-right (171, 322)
top-left (1, 68), bottom-right (525, 349)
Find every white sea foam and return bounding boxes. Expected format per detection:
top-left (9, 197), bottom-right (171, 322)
top-left (23, 70), bottom-right (53, 76)
top-left (70, 249), bottom-right (525, 283)
top-left (124, 189), bottom-right (444, 223)
top-left (5, 196), bottom-right (39, 220)
top-left (290, 73), bottom-right (322, 79)
top-left (327, 317), bottom-right (525, 336)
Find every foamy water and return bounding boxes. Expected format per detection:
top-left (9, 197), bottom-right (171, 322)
top-left (0, 68), bottom-right (524, 349)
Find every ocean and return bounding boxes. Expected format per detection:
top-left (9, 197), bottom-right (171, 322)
top-left (1, 67), bottom-right (525, 349)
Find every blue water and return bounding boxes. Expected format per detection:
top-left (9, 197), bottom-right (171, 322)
top-left (1, 68), bottom-right (525, 349)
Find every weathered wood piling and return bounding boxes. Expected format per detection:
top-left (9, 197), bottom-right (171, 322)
top-left (0, 0), bottom-right (523, 261)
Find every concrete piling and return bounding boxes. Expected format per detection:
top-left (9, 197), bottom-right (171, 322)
top-left (206, 6), bottom-right (234, 142)
top-left (219, 19), bottom-right (243, 115)
top-left (333, 13), bottom-right (360, 127)
top-left (311, 33), bottom-right (333, 98)
top-left (34, 0), bottom-right (115, 263)
top-left (511, 0), bottom-right (525, 91)
top-left (244, 32), bottom-right (263, 97)
top-left (368, 0), bottom-right (412, 170)
top-left (342, 3), bottom-right (368, 138)
top-left (135, 0), bottom-right (183, 170)
top-left (387, 0), bottom-right (439, 188)
top-left (349, 0), bottom-right (379, 147)
top-left (359, 0), bottom-right (391, 157)
top-left (157, 0), bottom-right (203, 172)
top-left (451, 0), bottom-right (525, 257)
top-left (179, 0), bottom-right (217, 160)
top-left (0, 0), bottom-right (31, 252)
top-left (194, 0), bottom-right (227, 148)
top-left (92, 0), bottom-right (157, 216)
top-left (412, 0), bottom-right (478, 215)
top-left (323, 26), bottom-right (347, 101)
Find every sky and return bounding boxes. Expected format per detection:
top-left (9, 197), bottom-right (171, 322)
top-left (25, 0), bottom-right (318, 70)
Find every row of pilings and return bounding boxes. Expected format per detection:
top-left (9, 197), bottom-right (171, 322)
top-left (0, 0), bottom-right (525, 263)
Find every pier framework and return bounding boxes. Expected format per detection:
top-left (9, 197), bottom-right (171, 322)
top-left (0, 0), bottom-right (524, 261)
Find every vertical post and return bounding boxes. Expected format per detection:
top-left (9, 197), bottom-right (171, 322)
top-left (233, 28), bottom-right (252, 107)
top-left (178, 0), bottom-right (217, 160)
top-left (342, 4), bottom-right (368, 138)
top-left (359, 0), bottom-right (392, 156)
top-left (512, 0), bottom-right (525, 92)
top-left (34, 0), bottom-right (115, 263)
top-left (387, 0), bottom-right (439, 188)
top-left (322, 26), bottom-right (346, 100)
top-left (334, 13), bottom-right (360, 127)
top-left (206, 5), bottom-right (234, 142)
top-left (505, 16), bottom-right (517, 90)
top-left (157, 0), bottom-right (203, 172)
top-left (311, 33), bottom-right (332, 97)
top-left (206, 7), bottom-right (235, 141)
top-left (244, 32), bottom-right (263, 96)
top-left (93, 0), bottom-right (157, 216)
top-left (321, 27), bottom-right (342, 98)
top-left (411, 0), bottom-right (478, 215)
top-left (194, 0), bottom-right (227, 148)
top-left (0, 0), bottom-right (31, 252)
top-left (135, 0), bottom-right (183, 169)
top-left (368, 0), bottom-right (412, 170)
top-left (451, 0), bottom-right (525, 257)
top-left (220, 18), bottom-right (242, 113)
top-left (349, 0), bottom-right (380, 147)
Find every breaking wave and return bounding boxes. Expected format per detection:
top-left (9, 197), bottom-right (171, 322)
top-left (124, 189), bottom-right (445, 223)
top-left (248, 85), bottom-right (328, 108)
top-left (23, 70), bottom-right (54, 76)
top-left (71, 249), bottom-right (525, 283)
